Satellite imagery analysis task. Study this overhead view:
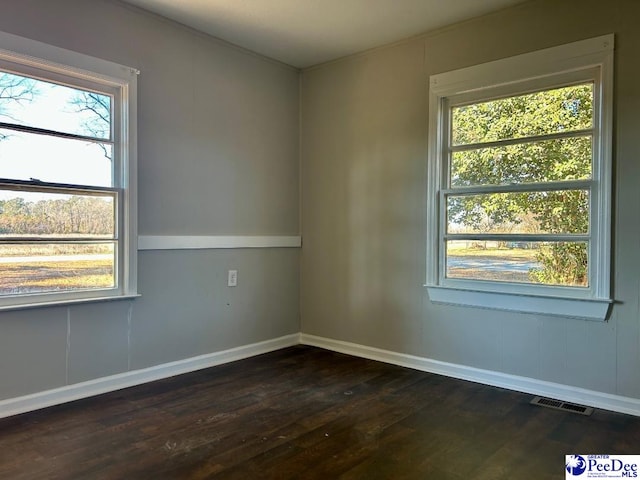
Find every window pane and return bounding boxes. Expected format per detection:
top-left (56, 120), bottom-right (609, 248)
top-left (447, 190), bottom-right (588, 235)
top-left (0, 190), bottom-right (115, 237)
top-left (0, 242), bottom-right (115, 295)
top-left (451, 136), bottom-right (592, 187)
top-left (0, 128), bottom-right (112, 186)
top-left (0, 71), bottom-right (111, 140)
top-left (451, 83), bottom-right (593, 146)
top-left (446, 240), bottom-right (588, 287)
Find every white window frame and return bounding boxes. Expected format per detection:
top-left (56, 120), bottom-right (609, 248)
top-left (0, 31), bottom-right (138, 309)
top-left (425, 35), bottom-right (614, 321)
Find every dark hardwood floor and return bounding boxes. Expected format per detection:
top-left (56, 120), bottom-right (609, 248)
top-left (1, 345), bottom-right (639, 479)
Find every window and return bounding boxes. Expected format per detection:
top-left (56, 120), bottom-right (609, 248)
top-left (0, 31), bottom-right (138, 308)
top-left (426, 35), bottom-right (613, 320)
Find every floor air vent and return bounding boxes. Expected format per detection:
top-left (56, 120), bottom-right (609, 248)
top-left (530, 396), bottom-right (594, 416)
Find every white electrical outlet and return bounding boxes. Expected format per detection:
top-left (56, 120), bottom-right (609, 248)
top-left (227, 269), bottom-right (238, 287)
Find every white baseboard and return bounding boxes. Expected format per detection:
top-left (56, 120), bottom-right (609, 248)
top-left (299, 333), bottom-right (640, 417)
top-left (3, 332), bottom-right (639, 420)
top-left (0, 333), bottom-right (299, 420)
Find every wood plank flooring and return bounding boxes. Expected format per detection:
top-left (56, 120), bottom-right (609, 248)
top-left (0, 345), bottom-right (639, 479)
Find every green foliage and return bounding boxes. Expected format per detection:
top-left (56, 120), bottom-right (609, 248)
top-left (449, 83), bottom-right (593, 286)
top-left (452, 84), bottom-right (593, 146)
top-left (529, 242), bottom-right (587, 286)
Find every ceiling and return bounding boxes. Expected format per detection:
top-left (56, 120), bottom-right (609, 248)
top-left (122, 0), bottom-right (528, 68)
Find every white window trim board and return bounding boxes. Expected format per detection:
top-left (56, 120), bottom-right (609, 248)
top-left (425, 34), bottom-right (614, 321)
top-left (0, 30), bottom-right (140, 84)
top-left (426, 286), bottom-right (612, 321)
top-left (0, 30), bottom-right (139, 308)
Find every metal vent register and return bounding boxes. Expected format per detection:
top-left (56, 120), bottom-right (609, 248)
top-left (530, 396), bottom-right (594, 416)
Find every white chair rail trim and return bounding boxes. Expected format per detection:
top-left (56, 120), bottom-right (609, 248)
top-left (138, 235), bottom-right (301, 250)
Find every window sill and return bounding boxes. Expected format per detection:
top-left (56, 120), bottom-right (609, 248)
top-left (0, 293), bottom-right (141, 312)
top-left (425, 286), bottom-right (612, 321)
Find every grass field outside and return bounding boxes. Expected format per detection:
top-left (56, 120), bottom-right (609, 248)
top-left (447, 246), bottom-right (541, 283)
top-left (0, 243), bottom-right (112, 257)
top-left (0, 258), bottom-right (114, 295)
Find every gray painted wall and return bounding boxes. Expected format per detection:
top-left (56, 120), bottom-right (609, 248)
top-left (300, 0), bottom-right (640, 400)
top-left (1, 0), bottom-right (638, 408)
top-left (0, 0), bottom-right (300, 401)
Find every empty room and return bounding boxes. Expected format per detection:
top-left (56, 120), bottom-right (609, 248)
top-left (0, 0), bottom-right (639, 478)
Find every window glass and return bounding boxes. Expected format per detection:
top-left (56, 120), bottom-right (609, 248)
top-left (445, 240), bottom-right (588, 287)
top-left (451, 83), bottom-right (593, 146)
top-left (446, 190), bottom-right (589, 235)
top-left (0, 190), bottom-right (115, 237)
top-left (0, 242), bottom-right (115, 295)
top-left (0, 71), bottom-right (111, 140)
top-left (450, 136), bottom-right (592, 187)
top-left (0, 128), bottom-right (113, 186)
top-left (443, 82), bottom-right (594, 291)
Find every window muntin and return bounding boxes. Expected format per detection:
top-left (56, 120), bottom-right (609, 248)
top-left (426, 35), bottom-right (613, 318)
top-left (0, 32), bottom-right (137, 308)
